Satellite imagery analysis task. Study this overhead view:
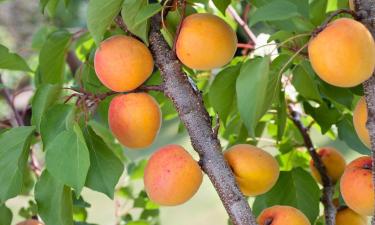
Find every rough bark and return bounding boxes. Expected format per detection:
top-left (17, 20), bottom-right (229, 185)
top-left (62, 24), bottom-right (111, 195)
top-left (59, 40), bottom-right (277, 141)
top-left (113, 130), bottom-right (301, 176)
top-left (148, 14), bottom-right (258, 225)
top-left (354, 1), bottom-right (375, 224)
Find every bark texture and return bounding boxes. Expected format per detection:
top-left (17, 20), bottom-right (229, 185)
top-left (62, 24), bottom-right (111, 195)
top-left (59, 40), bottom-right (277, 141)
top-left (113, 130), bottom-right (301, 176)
top-left (148, 14), bottom-right (258, 225)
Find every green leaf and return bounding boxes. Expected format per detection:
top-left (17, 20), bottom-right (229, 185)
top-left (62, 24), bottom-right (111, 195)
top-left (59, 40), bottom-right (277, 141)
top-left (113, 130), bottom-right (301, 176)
top-left (236, 57), bottom-right (270, 136)
top-left (253, 168), bottom-right (320, 223)
top-left (87, 0), bottom-right (123, 44)
top-left (40, 104), bottom-right (75, 148)
top-left (277, 91), bottom-right (287, 140)
top-left (35, 171), bottom-right (73, 225)
top-left (31, 84), bottom-right (61, 132)
top-left (122, 0), bottom-right (149, 44)
top-left (209, 65), bottom-right (241, 123)
top-left (84, 126), bottom-right (124, 199)
top-left (134, 3), bottom-right (162, 27)
top-left (0, 126), bottom-right (35, 202)
top-left (309, 0), bottom-right (328, 26)
top-left (46, 124), bottom-right (90, 194)
top-left (303, 101), bottom-right (342, 134)
top-left (249, 0), bottom-right (301, 26)
top-left (0, 44), bottom-right (31, 72)
top-left (39, 30), bottom-right (72, 84)
top-left (0, 204), bottom-right (12, 225)
top-left (213, 0), bottom-right (230, 14)
top-left (337, 114), bottom-right (370, 155)
top-left (292, 64), bottom-right (322, 103)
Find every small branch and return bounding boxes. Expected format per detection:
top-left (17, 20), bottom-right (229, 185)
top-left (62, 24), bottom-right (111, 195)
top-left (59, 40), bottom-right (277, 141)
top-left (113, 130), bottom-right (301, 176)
top-left (0, 75), bottom-right (24, 126)
top-left (227, 5), bottom-right (257, 44)
top-left (114, 15), bottom-right (129, 34)
top-left (29, 146), bottom-right (41, 177)
top-left (288, 104), bottom-right (336, 225)
top-left (66, 51), bottom-right (81, 75)
top-left (72, 28), bottom-right (88, 41)
top-left (312, 9), bottom-right (358, 37)
top-left (237, 43), bottom-right (254, 49)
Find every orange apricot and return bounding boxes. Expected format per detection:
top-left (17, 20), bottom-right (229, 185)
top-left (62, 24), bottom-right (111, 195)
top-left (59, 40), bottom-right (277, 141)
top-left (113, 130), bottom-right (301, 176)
top-left (108, 93), bottom-right (161, 149)
top-left (176, 13), bottom-right (237, 70)
top-left (224, 144), bottom-right (279, 196)
top-left (340, 156), bottom-right (374, 216)
top-left (257, 205), bottom-right (311, 225)
top-left (336, 206), bottom-right (367, 225)
top-left (309, 147), bottom-right (346, 184)
top-left (94, 35), bottom-right (154, 92)
top-left (353, 97), bottom-right (371, 148)
top-left (308, 18), bottom-right (375, 87)
top-left (144, 144), bottom-right (203, 206)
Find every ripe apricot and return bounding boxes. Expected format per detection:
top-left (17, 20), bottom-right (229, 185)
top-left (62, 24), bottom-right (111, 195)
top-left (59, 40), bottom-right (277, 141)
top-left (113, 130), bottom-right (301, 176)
top-left (308, 18), bottom-right (375, 87)
top-left (176, 13), bottom-right (237, 70)
top-left (144, 144), bottom-right (203, 206)
top-left (16, 220), bottom-right (43, 225)
top-left (353, 97), bottom-right (371, 148)
top-left (257, 205), bottom-right (311, 225)
top-left (108, 93), bottom-right (161, 149)
top-left (94, 35), bottom-right (154, 92)
top-left (340, 156), bottom-right (374, 216)
top-left (224, 144), bottom-right (279, 196)
top-left (336, 207), bottom-right (367, 225)
top-left (309, 147), bottom-right (346, 184)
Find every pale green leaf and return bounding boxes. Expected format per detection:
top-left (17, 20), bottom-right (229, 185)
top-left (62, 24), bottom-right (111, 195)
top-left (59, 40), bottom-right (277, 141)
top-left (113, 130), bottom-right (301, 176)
top-left (0, 45), bottom-right (31, 72)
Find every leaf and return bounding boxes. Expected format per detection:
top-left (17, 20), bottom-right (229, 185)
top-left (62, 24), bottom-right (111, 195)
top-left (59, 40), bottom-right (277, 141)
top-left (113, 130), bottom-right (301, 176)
top-left (122, 0), bottom-right (149, 44)
top-left (253, 168), bottom-right (320, 223)
top-left (236, 57), bottom-right (270, 136)
top-left (249, 0), bottom-right (301, 26)
top-left (277, 91), bottom-right (287, 140)
top-left (309, 0), bottom-right (328, 25)
top-left (337, 114), bottom-right (370, 155)
top-left (0, 44), bottom-right (31, 72)
top-left (87, 0), bottom-right (124, 44)
top-left (39, 30), bottom-right (72, 84)
top-left (292, 64), bottom-right (322, 103)
top-left (84, 127), bottom-right (124, 199)
top-left (213, 0), bottom-right (230, 14)
top-left (40, 104), bottom-right (75, 148)
top-left (134, 3), bottom-right (162, 27)
top-left (0, 126), bottom-right (35, 202)
top-left (31, 84), bottom-right (61, 132)
top-left (46, 124), bottom-right (90, 194)
top-left (209, 65), bottom-right (241, 122)
top-left (303, 101), bottom-right (342, 134)
top-left (0, 204), bottom-right (12, 225)
top-left (35, 171), bottom-right (73, 225)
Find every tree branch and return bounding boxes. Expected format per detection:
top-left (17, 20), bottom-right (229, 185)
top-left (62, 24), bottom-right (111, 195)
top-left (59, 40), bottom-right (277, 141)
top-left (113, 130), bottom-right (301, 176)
top-left (354, 1), bottom-right (375, 224)
top-left (0, 74), bottom-right (24, 126)
top-left (288, 104), bottom-right (336, 225)
top-left (148, 14), bottom-right (258, 225)
top-left (228, 5), bottom-right (257, 45)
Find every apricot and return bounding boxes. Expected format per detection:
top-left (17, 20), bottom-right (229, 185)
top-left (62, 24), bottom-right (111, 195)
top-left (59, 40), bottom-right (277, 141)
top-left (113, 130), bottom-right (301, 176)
top-left (308, 18), bottom-right (375, 87)
top-left (257, 205), bottom-right (311, 225)
top-left (108, 93), bottom-right (161, 149)
top-left (144, 144), bottom-right (203, 206)
top-left (224, 144), bottom-right (279, 196)
top-left (340, 156), bottom-right (374, 216)
top-left (353, 97), bottom-right (371, 148)
top-left (176, 13), bottom-right (237, 70)
top-left (94, 35), bottom-right (154, 92)
top-left (309, 147), bottom-right (346, 184)
top-left (16, 220), bottom-right (43, 225)
top-left (336, 207), bottom-right (367, 225)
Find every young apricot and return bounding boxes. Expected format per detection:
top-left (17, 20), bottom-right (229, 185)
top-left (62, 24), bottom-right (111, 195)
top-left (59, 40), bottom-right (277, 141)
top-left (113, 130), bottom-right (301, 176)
top-left (340, 156), bottom-right (374, 216)
top-left (94, 35), bottom-right (154, 92)
top-left (144, 144), bottom-right (203, 206)
top-left (224, 144), bottom-right (279, 196)
top-left (308, 18), bottom-right (375, 87)
top-left (257, 205), bottom-right (311, 225)
top-left (176, 13), bottom-right (237, 70)
top-left (353, 97), bottom-right (371, 148)
top-left (16, 220), bottom-right (44, 225)
top-left (108, 93), bottom-right (161, 149)
top-left (309, 147), bottom-right (346, 184)
top-left (336, 206), bottom-right (367, 225)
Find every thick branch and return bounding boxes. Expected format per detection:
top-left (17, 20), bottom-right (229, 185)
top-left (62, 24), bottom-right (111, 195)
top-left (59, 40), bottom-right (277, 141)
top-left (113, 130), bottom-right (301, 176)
top-left (149, 14), bottom-right (257, 225)
top-left (288, 104), bottom-right (336, 225)
top-left (354, 1), bottom-right (375, 224)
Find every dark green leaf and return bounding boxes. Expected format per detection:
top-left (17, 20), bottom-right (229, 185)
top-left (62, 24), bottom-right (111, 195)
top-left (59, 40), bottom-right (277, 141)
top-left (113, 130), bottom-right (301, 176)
top-left (134, 3), bottom-right (162, 27)
top-left (303, 101), bottom-right (342, 134)
top-left (309, 0), bottom-right (328, 25)
top-left (0, 126), bottom-right (35, 202)
top-left (292, 64), bottom-right (322, 103)
top-left (122, 0), bottom-right (149, 44)
top-left (0, 204), bottom-right (12, 225)
top-left (277, 91), bottom-right (287, 140)
top-left (0, 44), bottom-right (31, 72)
top-left (35, 171), bottom-right (73, 225)
top-left (213, 0), bottom-right (230, 14)
top-left (87, 0), bottom-right (124, 44)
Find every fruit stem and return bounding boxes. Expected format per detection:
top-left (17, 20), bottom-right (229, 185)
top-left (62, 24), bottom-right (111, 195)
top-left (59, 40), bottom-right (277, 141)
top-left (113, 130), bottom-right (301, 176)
top-left (312, 9), bottom-right (358, 37)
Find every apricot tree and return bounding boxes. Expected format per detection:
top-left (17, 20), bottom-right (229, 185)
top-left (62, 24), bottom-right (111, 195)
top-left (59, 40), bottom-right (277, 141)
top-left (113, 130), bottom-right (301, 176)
top-left (1, 0), bottom-right (375, 225)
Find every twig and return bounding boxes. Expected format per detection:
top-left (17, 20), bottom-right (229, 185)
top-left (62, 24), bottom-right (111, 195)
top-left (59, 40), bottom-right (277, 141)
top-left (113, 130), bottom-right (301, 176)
top-left (29, 146), bottom-right (42, 177)
top-left (312, 9), bottom-right (358, 37)
top-left (227, 5), bottom-right (257, 44)
top-left (67, 51), bottom-right (81, 75)
top-left (287, 104), bottom-right (336, 225)
top-left (114, 15), bottom-right (129, 34)
top-left (0, 74), bottom-right (24, 126)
